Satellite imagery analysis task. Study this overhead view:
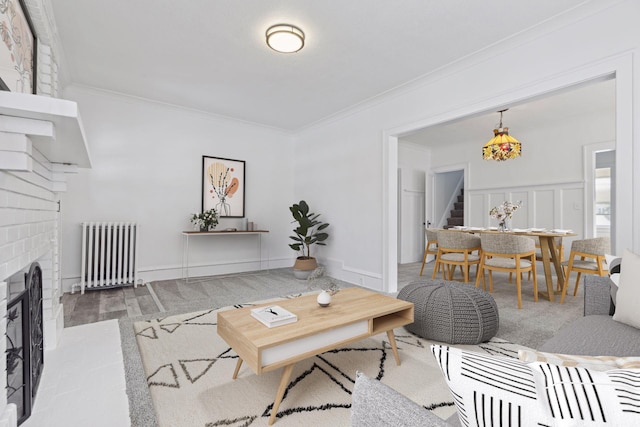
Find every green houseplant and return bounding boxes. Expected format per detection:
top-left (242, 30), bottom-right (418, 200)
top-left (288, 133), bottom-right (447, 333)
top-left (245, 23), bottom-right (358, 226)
top-left (190, 208), bottom-right (219, 231)
top-left (289, 200), bottom-right (329, 279)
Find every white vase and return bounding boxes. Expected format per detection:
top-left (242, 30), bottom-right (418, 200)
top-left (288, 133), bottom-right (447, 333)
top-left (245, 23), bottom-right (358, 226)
top-left (317, 290), bottom-right (332, 307)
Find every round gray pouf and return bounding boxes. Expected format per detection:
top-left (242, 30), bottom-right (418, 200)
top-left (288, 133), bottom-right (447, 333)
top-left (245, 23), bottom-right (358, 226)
top-left (397, 279), bottom-right (499, 344)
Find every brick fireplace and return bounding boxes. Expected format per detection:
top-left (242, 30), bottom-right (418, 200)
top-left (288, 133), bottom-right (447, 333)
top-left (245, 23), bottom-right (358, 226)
top-left (0, 86), bottom-right (90, 427)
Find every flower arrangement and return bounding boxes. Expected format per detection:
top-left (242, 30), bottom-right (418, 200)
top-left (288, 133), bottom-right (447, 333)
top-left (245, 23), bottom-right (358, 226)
top-left (190, 208), bottom-right (219, 231)
top-left (489, 201), bottom-right (522, 231)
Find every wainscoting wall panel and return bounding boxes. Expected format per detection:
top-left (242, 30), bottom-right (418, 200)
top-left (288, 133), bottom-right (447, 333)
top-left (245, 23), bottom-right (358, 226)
top-left (466, 181), bottom-right (585, 257)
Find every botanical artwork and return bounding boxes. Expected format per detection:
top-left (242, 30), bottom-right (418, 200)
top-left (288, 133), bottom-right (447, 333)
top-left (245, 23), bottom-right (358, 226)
top-left (0, 0), bottom-right (35, 93)
top-left (202, 156), bottom-right (245, 217)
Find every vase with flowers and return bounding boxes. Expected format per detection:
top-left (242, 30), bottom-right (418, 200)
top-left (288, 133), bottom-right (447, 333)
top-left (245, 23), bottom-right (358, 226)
top-left (190, 208), bottom-right (219, 232)
top-left (489, 201), bottom-right (522, 231)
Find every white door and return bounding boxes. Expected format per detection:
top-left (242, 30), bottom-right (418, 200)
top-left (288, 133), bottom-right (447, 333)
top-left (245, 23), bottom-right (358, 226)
top-left (398, 169), bottom-right (425, 263)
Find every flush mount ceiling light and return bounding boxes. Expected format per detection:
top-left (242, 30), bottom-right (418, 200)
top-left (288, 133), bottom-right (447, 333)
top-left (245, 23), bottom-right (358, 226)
top-left (482, 109), bottom-right (522, 161)
top-left (266, 24), bottom-right (305, 53)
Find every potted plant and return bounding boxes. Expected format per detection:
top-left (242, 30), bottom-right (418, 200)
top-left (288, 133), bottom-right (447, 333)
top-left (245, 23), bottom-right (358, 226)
top-left (190, 208), bottom-right (219, 231)
top-left (289, 200), bottom-right (329, 279)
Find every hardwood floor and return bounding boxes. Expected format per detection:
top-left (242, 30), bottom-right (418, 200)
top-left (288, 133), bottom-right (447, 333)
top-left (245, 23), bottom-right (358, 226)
top-left (62, 284), bottom-right (162, 327)
top-left (61, 262), bottom-right (426, 328)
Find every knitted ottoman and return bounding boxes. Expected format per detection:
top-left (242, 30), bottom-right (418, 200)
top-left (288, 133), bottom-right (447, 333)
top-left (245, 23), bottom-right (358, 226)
top-left (397, 279), bottom-right (499, 344)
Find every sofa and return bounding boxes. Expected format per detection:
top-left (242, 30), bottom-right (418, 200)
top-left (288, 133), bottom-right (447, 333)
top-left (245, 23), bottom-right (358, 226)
top-left (351, 276), bottom-right (640, 426)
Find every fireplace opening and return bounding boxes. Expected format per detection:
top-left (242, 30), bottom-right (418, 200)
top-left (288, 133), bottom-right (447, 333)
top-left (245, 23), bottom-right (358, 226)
top-left (6, 262), bottom-right (44, 425)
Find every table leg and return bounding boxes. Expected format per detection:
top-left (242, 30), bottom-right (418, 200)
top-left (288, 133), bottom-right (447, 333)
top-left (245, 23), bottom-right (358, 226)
top-left (537, 237), bottom-right (556, 302)
top-left (548, 237), bottom-right (566, 294)
top-left (232, 357), bottom-right (243, 380)
top-left (182, 234), bottom-right (190, 282)
top-left (386, 330), bottom-right (401, 366)
top-left (269, 363), bottom-right (295, 425)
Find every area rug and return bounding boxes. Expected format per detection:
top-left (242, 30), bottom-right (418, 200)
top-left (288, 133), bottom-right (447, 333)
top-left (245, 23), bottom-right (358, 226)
top-left (133, 295), bottom-right (532, 426)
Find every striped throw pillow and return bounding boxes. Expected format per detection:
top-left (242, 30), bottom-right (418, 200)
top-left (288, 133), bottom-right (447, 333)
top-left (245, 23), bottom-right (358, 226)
top-left (518, 349), bottom-right (640, 372)
top-left (431, 344), bottom-right (640, 426)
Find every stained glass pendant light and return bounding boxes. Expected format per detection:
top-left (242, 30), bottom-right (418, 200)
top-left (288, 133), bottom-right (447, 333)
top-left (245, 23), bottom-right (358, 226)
top-left (482, 109), bottom-right (522, 161)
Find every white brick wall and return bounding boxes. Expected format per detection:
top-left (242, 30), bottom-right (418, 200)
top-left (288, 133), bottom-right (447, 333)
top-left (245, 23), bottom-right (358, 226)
top-left (0, 1), bottom-right (70, 425)
top-left (0, 137), bottom-right (67, 427)
top-left (24, 0), bottom-right (60, 97)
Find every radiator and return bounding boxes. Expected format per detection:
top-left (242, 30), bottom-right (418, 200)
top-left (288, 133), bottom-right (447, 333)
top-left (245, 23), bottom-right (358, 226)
top-left (78, 222), bottom-right (139, 293)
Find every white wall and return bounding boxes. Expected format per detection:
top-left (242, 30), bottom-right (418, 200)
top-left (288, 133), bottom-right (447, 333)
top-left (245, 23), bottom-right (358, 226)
top-left (294, 0), bottom-right (639, 292)
top-left (60, 86), bottom-right (295, 288)
top-left (429, 110), bottom-right (615, 189)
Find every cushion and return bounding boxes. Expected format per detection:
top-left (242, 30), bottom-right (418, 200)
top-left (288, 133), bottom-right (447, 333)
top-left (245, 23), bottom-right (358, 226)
top-left (518, 349), bottom-right (640, 371)
top-left (431, 344), bottom-right (640, 426)
top-left (605, 253), bottom-right (621, 306)
top-left (538, 314), bottom-right (640, 356)
top-left (441, 253), bottom-right (480, 262)
top-left (484, 258), bottom-right (532, 268)
top-left (605, 253), bottom-right (622, 286)
top-left (612, 249), bottom-right (640, 329)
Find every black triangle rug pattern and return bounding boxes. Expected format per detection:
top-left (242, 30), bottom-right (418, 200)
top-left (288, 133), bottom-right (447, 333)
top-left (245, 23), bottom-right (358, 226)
top-left (134, 298), bottom-right (528, 426)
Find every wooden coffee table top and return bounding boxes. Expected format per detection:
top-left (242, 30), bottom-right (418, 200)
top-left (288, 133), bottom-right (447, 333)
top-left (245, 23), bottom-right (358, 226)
top-left (217, 287), bottom-right (413, 374)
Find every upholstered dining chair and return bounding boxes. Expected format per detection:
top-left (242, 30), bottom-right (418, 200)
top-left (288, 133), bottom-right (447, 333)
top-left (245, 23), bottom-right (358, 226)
top-left (559, 237), bottom-right (609, 304)
top-left (476, 233), bottom-right (537, 309)
top-left (419, 229), bottom-right (441, 276)
top-left (432, 231), bottom-right (481, 283)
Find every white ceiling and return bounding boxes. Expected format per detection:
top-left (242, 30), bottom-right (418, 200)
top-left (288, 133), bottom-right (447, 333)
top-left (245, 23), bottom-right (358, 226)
top-left (50, 0), bottom-right (594, 131)
top-left (403, 77), bottom-right (616, 146)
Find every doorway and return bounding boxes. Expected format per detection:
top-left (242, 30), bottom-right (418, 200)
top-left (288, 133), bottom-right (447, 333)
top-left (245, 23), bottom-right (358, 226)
top-left (384, 61), bottom-right (632, 294)
top-left (595, 150), bottom-right (615, 248)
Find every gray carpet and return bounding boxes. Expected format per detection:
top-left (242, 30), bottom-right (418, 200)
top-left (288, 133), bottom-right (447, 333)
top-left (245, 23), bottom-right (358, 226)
top-left (401, 261), bottom-right (584, 349)
top-left (119, 263), bottom-right (584, 426)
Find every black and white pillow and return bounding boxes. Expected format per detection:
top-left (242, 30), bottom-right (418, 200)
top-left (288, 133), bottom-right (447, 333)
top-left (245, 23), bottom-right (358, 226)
top-left (605, 254), bottom-right (621, 286)
top-left (431, 344), bottom-right (640, 426)
top-left (612, 249), bottom-right (640, 329)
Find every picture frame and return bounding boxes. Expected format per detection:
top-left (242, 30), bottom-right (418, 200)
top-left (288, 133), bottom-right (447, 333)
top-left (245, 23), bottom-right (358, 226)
top-left (202, 156), bottom-right (245, 218)
top-left (0, 0), bottom-right (37, 94)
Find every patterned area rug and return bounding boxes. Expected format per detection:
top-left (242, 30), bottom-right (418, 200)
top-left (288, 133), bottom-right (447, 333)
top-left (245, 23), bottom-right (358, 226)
top-left (133, 295), bottom-right (531, 426)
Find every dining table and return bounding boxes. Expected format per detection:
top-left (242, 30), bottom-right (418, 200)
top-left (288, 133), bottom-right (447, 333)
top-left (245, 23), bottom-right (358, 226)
top-left (445, 227), bottom-right (577, 302)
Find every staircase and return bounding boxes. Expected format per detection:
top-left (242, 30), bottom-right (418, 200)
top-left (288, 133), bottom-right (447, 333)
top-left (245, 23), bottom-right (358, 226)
top-left (445, 189), bottom-right (464, 228)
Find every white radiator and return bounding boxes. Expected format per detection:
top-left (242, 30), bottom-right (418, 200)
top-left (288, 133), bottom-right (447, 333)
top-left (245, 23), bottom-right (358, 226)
top-left (78, 222), bottom-right (139, 294)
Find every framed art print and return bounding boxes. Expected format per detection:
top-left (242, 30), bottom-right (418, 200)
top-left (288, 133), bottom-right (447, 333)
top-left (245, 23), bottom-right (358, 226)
top-left (202, 156), bottom-right (245, 217)
top-left (0, 0), bottom-right (37, 93)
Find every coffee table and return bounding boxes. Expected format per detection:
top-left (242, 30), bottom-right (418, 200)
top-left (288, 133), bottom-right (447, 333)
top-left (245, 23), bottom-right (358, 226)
top-left (217, 287), bottom-right (414, 425)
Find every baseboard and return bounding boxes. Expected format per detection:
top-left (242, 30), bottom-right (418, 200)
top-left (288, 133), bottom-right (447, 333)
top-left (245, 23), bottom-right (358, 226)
top-left (320, 258), bottom-right (384, 292)
top-left (61, 257), bottom-right (294, 292)
top-left (61, 257), bottom-right (384, 293)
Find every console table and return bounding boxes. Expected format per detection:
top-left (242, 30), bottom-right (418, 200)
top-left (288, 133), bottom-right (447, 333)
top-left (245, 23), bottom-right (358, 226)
top-left (181, 230), bottom-right (269, 281)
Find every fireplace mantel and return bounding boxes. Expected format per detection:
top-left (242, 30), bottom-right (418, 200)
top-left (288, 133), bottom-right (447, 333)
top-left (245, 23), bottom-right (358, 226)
top-left (0, 91), bottom-right (91, 168)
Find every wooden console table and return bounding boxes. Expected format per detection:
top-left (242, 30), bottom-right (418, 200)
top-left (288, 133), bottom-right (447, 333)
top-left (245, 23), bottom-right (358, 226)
top-left (181, 230), bottom-right (269, 281)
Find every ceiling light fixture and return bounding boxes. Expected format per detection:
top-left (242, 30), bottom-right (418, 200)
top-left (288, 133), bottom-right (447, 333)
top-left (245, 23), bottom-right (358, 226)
top-left (482, 109), bottom-right (522, 161)
top-left (266, 24), bottom-right (305, 53)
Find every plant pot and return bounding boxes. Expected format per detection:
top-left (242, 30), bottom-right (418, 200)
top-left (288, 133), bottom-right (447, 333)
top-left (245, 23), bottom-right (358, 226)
top-left (293, 257), bottom-right (318, 280)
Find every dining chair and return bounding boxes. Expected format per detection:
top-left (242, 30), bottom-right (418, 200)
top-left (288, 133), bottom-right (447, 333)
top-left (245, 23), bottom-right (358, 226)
top-left (559, 237), bottom-right (609, 304)
top-left (432, 231), bottom-right (481, 283)
top-left (476, 233), bottom-right (537, 309)
top-left (419, 229), bottom-right (441, 276)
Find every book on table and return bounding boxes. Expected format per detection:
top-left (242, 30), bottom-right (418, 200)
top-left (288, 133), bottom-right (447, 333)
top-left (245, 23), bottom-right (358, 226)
top-left (250, 305), bottom-right (298, 328)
